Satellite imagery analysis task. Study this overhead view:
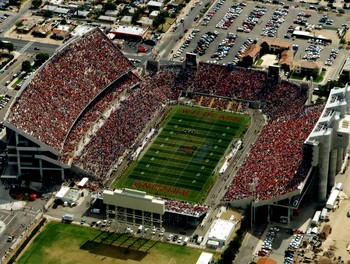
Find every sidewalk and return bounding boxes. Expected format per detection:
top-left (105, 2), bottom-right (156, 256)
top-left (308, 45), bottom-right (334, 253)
top-left (0, 199), bottom-right (26, 211)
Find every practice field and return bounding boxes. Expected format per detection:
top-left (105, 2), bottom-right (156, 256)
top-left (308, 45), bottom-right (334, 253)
top-left (17, 222), bottom-right (212, 264)
top-left (115, 105), bottom-right (250, 202)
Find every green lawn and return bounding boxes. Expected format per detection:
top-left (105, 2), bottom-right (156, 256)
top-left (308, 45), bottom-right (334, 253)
top-left (17, 222), bottom-right (214, 264)
top-left (114, 105), bottom-right (250, 202)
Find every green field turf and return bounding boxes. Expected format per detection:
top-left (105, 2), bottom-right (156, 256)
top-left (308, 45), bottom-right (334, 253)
top-left (114, 105), bottom-right (250, 203)
top-left (17, 222), bottom-right (215, 264)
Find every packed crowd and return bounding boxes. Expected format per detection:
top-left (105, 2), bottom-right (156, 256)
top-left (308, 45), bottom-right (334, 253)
top-left (222, 103), bottom-right (324, 202)
top-left (58, 72), bottom-right (140, 164)
top-left (165, 199), bottom-right (209, 216)
top-left (7, 28), bottom-right (133, 151)
top-left (192, 63), bottom-right (269, 100)
top-left (73, 68), bottom-right (181, 179)
top-left (263, 81), bottom-right (307, 120)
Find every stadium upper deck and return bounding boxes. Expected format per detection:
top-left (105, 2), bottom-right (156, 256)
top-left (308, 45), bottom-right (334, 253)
top-left (6, 28), bottom-right (134, 153)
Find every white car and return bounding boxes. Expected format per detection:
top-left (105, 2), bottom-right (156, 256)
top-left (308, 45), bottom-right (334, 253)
top-left (152, 228), bottom-right (157, 235)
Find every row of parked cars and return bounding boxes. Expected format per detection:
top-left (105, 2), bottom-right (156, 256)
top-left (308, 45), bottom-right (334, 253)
top-left (210, 33), bottom-right (237, 60)
top-left (238, 5), bottom-right (266, 34)
top-left (261, 7), bottom-right (288, 38)
top-left (173, 29), bottom-right (200, 58)
top-left (288, 230), bottom-right (304, 250)
top-left (284, 250), bottom-right (295, 264)
top-left (232, 38), bottom-right (255, 65)
top-left (258, 226), bottom-right (280, 257)
top-left (293, 11), bottom-right (312, 26)
top-left (215, 4), bottom-right (243, 30)
top-left (167, 234), bottom-right (190, 245)
top-left (0, 94), bottom-right (11, 110)
top-left (325, 48), bottom-right (339, 66)
top-left (167, 233), bottom-right (203, 245)
top-left (302, 44), bottom-right (323, 61)
top-left (319, 15), bottom-right (333, 25)
top-left (0, 13), bottom-right (9, 24)
top-left (192, 31), bottom-right (219, 56)
top-left (201, 0), bottom-right (226, 26)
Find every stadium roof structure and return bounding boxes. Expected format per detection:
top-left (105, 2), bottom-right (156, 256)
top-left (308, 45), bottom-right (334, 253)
top-left (342, 56), bottom-right (350, 73)
top-left (305, 85), bottom-right (350, 200)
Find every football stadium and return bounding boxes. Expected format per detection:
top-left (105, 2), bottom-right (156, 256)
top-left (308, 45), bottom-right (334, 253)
top-left (2, 28), bottom-right (350, 227)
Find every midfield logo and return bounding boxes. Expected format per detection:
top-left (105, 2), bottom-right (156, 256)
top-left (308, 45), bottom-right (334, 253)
top-left (178, 145), bottom-right (197, 156)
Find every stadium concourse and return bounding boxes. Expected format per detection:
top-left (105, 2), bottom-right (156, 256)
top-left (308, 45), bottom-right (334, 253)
top-left (3, 28), bottom-right (324, 218)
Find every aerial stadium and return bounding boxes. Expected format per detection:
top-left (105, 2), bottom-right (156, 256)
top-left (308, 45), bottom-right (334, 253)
top-left (2, 28), bottom-right (350, 228)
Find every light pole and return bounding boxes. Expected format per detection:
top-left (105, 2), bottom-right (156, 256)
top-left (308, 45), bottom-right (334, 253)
top-left (250, 177), bottom-right (258, 229)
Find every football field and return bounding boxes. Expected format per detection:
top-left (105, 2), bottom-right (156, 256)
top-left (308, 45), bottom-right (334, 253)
top-left (115, 105), bottom-right (250, 203)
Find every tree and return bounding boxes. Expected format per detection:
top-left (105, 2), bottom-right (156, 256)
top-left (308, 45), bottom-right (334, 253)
top-left (43, 10), bottom-right (53, 18)
top-left (260, 41), bottom-right (269, 56)
top-left (0, 41), bottom-right (14, 53)
top-left (317, 5), bottom-right (327, 11)
top-left (131, 7), bottom-right (144, 24)
top-left (31, 0), bottom-right (42, 9)
top-left (21, 60), bottom-right (32, 72)
top-left (153, 10), bottom-right (168, 30)
top-left (241, 56), bottom-right (253, 68)
top-left (153, 15), bottom-right (166, 30)
top-left (119, 6), bottom-right (129, 16)
top-left (104, 0), bottom-right (116, 11)
top-left (340, 38), bottom-right (346, 44)
top-left (34, 53), bottom-right (50, 67)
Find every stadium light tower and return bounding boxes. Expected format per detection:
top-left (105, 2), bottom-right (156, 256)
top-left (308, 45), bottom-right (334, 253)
top-left (250, 177), bottom-right (259, 229)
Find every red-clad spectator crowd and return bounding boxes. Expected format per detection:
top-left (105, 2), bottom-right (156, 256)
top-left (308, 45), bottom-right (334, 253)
top-left (58, 72), bottom-right (140, 164)
top-left (192, 63), bottom-right (268, 100)
top-left (73, 68), bottom-right (181, 179)
top-left (7, 28), bottom-right (133, 151)
top-left (222, 103), bottom-right (324, 202)
top-left (164, 199), bottom-right (209, 216)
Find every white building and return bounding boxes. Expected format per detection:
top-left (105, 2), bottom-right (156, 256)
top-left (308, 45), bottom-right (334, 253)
top-left (305, 85), bottom-right (350, 201)
top-left (120, 15), bottom-right (132, 25)
top-left (206, 219), bottom-right (235, 248)
top-left (55, 186), bottom-right (81, 204)
top-left (196, 252), bottom-right (213, 264)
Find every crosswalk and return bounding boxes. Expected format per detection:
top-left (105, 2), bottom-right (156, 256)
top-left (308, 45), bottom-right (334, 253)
top-left (0, 212), bottom-right (15, 225)
top-left (19, 40), bottom-right (34, 53)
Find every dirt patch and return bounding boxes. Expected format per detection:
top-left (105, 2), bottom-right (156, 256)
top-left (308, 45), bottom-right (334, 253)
top-left (314, 29), bottom-right (340, 45)
top-left (220, 209), bottom-right (242, 222)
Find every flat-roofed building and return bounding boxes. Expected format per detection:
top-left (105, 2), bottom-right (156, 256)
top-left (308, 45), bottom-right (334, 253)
top-left (55, 186), bottom-right (81, 204)
top-left (206, 219), bottom-right (235, 248)
top-left (111, 25), bottom-right (148, 39)
top-left (98, 15), bottom-right (117, 24)
top-left (103, 188), bottom-right (165, 228)
top-left (196, 252), bottom-right (213, 264)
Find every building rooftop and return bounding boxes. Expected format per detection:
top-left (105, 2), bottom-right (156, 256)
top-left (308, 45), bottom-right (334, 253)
top-left (208, 219), bottom-right (235, 241)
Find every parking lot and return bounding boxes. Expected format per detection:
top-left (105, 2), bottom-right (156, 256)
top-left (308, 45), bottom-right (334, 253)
top-left (172, 1), bottom-right (347, 79)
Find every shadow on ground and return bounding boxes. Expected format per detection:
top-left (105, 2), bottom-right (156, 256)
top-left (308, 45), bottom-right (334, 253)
top-left (81, 240), bottom-right (149, 261)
